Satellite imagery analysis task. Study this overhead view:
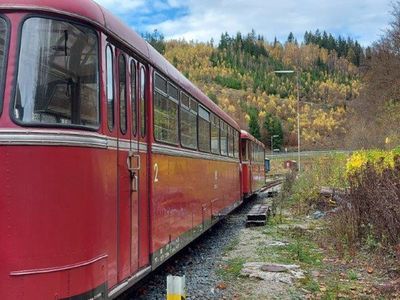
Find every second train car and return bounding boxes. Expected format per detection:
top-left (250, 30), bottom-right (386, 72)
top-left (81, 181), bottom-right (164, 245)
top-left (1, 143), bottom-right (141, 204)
top-left (241, 130), bottom-right (266, 197)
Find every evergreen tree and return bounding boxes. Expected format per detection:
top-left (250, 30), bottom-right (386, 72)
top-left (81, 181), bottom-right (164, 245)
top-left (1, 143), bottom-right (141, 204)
top-left (287, 32), bottom-right (295, 44)
top-left (142, 30), bottom-right (166, 54)
top-left (347, 48), bottom-right (356, 65)
top-left (248, 108), bottom-right (261, 139)
top-left (264, 113), bottom-right (284, 150)
top-left (304, 31), bottom-right (313, 45)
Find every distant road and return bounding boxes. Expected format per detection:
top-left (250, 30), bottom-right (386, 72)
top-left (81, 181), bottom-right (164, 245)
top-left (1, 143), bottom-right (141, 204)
top-left (266, 150), bottom-right (352, 160)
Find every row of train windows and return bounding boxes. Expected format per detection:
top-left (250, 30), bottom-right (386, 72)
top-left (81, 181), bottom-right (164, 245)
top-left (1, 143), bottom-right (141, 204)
top-left (106, 45), bottom-right (146, 137)
top-left (252, 142), bottom-right (265, 163)
top-left (154, 73), bottom-right (240, 158)
top-left (12, 17), bottom-right (147, 134)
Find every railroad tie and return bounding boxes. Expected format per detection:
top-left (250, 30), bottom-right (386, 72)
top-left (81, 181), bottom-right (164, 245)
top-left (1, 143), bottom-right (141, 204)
top-left (246, 204), bottom-right (271, 226)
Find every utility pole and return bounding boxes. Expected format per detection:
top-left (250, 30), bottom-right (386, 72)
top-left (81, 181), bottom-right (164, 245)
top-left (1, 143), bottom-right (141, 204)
top-left (296, 71), bottom-right (301, 172)
top-left (274, 69), bottom-right (301, 172)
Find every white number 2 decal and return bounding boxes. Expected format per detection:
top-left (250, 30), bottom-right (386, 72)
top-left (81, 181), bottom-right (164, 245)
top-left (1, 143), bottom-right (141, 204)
top-left (154, 163), bottom-right (159, 183)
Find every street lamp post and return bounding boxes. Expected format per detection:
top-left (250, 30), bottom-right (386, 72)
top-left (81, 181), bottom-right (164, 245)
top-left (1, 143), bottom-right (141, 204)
top-left (274, 70), bottom-right (301, 172)
top-left (271, 134), bottom-right (279, 155)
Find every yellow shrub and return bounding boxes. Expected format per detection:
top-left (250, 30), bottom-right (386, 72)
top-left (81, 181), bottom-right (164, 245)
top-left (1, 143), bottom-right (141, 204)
top-left (346, 148), bottom-right (398, 176)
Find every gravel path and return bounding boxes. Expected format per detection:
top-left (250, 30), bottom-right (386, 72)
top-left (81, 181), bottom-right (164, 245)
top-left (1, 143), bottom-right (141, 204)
top-left (120, 191), bottom-right (271, 300)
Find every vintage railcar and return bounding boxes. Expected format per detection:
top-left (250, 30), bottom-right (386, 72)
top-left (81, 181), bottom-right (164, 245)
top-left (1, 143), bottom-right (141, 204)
top-left (0, 1), bottom-right (248, 299)
top-left (240, 130), bottom-right (266, 197)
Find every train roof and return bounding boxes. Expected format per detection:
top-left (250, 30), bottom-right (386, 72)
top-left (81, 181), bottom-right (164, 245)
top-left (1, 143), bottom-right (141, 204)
top-left (0, 0), bottom-right (240, 131)
top-left (240, 130), bottom-right (265, 148)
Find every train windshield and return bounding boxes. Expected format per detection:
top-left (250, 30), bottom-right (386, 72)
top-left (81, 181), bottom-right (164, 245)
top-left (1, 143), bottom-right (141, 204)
top-left (0, 18), bottom-right (7, 103)
top-left (14, 18), bottom-right (99, 128)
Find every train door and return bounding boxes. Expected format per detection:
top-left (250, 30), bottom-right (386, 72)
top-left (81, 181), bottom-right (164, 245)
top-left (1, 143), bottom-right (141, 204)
top-left (116, 50), bottom-right (132, 281)
top-left (137, 63), bottom-right (150, 269)
top-left (128, 59), bottom-right (140, 274)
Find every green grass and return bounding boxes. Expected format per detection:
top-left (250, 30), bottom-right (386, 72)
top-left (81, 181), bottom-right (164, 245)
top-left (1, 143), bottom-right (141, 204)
top-left (300, 275), bottom-right (321, 293)
top-left (217, 257), bottom-right (245, 279)
top-left (256, 238), bottom-right (323, 267)
top-left (258, 221), bottom-right (323, 268)
top-left (348, 270), bottom-right (358, 281)
top-left (223, 237), bottom-right (239, 253)
top-left (286, 238), bottom-right (323, 266)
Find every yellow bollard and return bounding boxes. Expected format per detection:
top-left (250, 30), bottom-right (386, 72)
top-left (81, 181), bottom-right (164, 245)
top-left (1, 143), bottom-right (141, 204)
top-left (166, 275), bottom-right (186, 300)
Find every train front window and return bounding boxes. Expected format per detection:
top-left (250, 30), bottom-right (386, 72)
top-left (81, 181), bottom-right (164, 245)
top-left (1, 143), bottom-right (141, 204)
top-left (0, 17), bottom-right (8, 109)
top-left (14, 18), bottom-right (99, 128)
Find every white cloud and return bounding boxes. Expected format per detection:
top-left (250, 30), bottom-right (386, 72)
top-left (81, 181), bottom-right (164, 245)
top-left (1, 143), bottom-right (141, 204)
top-left (93, 0), bottom-right (393, 46)
top-left (147, 0), bottom-right (392, 45)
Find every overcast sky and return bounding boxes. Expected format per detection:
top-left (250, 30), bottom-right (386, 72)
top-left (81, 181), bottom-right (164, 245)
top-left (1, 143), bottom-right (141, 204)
top-left (94, 0), bottom-right (393, 46)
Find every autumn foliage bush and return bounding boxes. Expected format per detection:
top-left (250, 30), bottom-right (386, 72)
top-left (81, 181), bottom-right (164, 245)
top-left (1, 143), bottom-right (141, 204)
top-left (326, 149), bottom-right (400, 255)
top-left (346, 149), bottom-right (400, 248)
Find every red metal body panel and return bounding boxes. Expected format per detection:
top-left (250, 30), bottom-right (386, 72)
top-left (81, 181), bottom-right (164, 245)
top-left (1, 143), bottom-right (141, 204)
top-left (0, 146), bottom-right (116, 299)
top-left (242, 163), bottom-right (251, 195)
top-left (250, 161), bottom-right (265, 192)
top-left (151, 154), bottom-right (241, 253)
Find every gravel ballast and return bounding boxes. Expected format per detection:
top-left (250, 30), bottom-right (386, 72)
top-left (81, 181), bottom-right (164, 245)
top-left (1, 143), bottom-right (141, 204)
top-left (120, 191), bottom-right (272, 300)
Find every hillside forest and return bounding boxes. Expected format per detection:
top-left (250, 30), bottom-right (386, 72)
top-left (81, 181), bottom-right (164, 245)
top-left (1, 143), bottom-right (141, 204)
top-left (143, 3), bottom-right (400, 151)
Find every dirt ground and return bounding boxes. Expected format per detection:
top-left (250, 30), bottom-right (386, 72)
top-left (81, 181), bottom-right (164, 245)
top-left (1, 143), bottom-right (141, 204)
top-left (217, 192), bottom-right (400, 300)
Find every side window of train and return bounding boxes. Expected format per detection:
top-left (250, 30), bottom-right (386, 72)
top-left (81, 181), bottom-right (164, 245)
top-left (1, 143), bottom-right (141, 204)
top-left (0, 17), bottom-right (8, 112)
top-left (211, 114), bottom-right (220, 154)
top-left (198, 105), bottom-right (211, 153)
top-left (241, 140), bottom-right (247, 161)
top-left (119, 54), bottom-right (127, 134)
top-left (140, 66), bottom-right (146, 137)
top-left (154, 73), bottom-right (179, 145)
top-left (106, 45), bottom-right (114, 131)
top-left (180, 92), bottom-right (197, 149)
top-left (228, 126), bottom-right (234, 157)
top-left (131, 60), bottom-right (137, 136)
top-left (220, 122), bottom-right (228, 156)
top-left (234, 131), bottom-right (239, 158)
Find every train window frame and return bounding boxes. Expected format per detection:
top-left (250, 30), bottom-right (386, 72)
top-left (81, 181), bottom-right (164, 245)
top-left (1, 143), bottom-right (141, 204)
top-left (198, 104), bottom-right (211, 153)
top-left (140, 66), bottom-right (146, 138)
top-left (11, 15), bottom-right (101, 131)
top-left (153, 71), bottom-right (179, 145)
top-left (130, 59), bottom-right (137, 136)
top-left (228, 126), bottom-right (234, 157)
top-left (118, 53), bottom-right (127, 135)
top-left (220, 121), bottom-right (228, 156)
top-left (233, 130), bottom-right (239, 159)
top-left (0, 15), bottom-right (10, 117)
top-left (241, 139), bottom-right (248, 161)
top-left (180, 92), bottom-right (198, 150)
top-left (211, 113), bottom-right (220, 155)
top-left (155, 72), bottom-right (167, 94)
top-left (106, 45), bottom-right (115, 132)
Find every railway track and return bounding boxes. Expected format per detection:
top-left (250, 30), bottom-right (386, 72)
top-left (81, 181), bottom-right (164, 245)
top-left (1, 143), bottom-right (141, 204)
top-left (121, 181), bottom-right (283, 300)
top-left (261, 178), bottom-right (285, 192)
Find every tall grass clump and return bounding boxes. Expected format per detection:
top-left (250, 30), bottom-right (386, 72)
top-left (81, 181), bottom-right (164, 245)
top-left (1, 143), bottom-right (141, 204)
top-left (289, 154), bottom-right (348, 214)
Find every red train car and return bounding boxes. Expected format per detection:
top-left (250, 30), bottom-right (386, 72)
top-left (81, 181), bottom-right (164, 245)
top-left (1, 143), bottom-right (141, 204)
top-left (240, 130), bottom-right (266, 197)
top-left (0, 1), bottom-right (242, 299)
